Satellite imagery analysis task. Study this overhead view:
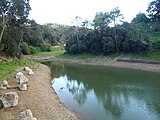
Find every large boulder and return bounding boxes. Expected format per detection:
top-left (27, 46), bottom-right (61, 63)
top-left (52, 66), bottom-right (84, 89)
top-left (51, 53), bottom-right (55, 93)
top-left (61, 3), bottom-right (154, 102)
top-left (1, 92), bottom-right (18, 108)
top-left (20, 109), bottom-right (37, 120)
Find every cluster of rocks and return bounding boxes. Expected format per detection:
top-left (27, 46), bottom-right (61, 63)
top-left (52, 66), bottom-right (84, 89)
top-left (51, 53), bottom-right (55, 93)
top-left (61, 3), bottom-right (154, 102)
top-left (0, 67), bottom-right (37, 119)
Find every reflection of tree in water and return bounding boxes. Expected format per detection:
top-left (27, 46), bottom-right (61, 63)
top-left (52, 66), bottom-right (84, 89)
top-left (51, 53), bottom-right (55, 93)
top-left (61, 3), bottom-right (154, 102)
top-left (63, 63), bottom-right (126, 119)
top-left (42, 61), bottom-right (65, 78)
top-left (66, 77), bottom-right (87, 105)
top-left (45, 62), bottom-right (160, 119)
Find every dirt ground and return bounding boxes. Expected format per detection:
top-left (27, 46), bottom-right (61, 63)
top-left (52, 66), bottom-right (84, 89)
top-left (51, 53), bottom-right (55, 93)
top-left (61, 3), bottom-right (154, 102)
top-left (0, 63), bottom-right (79, 120)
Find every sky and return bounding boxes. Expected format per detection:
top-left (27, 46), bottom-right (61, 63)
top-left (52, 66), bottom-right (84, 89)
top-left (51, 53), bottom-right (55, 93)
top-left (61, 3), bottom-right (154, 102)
top-left (28, 0), bottom-right (152, 25)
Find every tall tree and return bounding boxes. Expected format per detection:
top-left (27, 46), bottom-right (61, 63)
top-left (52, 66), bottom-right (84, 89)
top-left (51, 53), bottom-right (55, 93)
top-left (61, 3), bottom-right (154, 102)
top-left (71, 16), bottom-right (83, 53)
top-left (132, 13), bottom-right (149, 24)
top-left (92, 12), bottom-right (111, 30)
top-left (0, 0), bottom-right (31, 45)
top-left (110, 7), bottom-right (124, 53)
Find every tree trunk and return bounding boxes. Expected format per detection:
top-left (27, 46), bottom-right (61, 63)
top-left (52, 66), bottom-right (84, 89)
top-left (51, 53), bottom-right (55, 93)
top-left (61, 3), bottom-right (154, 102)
top-left (114, 27), bottom-right (119, 53)
top-left (76, 27), bottom-right (80, 53)
top-left (0, 14), bottom-right (5, 44)
top-left (114, 17), bottom-right (119, 53)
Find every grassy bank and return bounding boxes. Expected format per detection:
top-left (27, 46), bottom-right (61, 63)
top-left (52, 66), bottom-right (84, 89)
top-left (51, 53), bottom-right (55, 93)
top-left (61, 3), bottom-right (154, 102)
top-left (33, 50), bottom-right (64, 56)
top-left (31, 49), bottom-right (160, 61)
top-left (0, 59), bottom-right (35, 82)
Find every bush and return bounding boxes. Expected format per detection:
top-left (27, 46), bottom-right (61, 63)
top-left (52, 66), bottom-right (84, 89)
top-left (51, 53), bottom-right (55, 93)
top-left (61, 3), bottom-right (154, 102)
top-left (20, 42), bottom-right (30, 55)
top-left (152, 40), bottom-right (160, 51)
top-left (29, 46), bottom-right (40, 54)
top-left (40, 42), bottom-right (52, 52)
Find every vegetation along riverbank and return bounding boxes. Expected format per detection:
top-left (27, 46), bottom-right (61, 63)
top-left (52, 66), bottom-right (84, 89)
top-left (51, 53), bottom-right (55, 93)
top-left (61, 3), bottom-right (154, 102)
top-left (1, 0), bottom-right (160, 119)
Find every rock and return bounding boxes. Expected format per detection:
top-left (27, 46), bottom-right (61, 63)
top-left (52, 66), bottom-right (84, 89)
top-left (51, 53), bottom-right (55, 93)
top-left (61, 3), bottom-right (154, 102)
top-left (0, 84), bottom-right (7, 90)
top-left (20, 109), bottom-right (37, 120)
top-left (16, 74), bottom-right (28, 91)
top-left (24, 67), bottom-right (34, 75)
top-left (28, 70), bottom-right (34, 75)
top-left (24, 67), bottom-right (30, 72)
top-left (3, 80), bottom-right (8, 86)
top-left (16, 72), bottom-right (24, 79)
top-left (19, 83), bottom-right (27, 91)
top-left (19, 75), bottom-right (28, 84)
top-left (1, 92), bottom-right (18, 108)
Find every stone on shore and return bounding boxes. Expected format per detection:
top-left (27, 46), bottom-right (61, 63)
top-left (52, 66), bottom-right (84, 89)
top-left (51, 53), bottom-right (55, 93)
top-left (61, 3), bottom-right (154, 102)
top-left (16, 72), bottom-right (24, 79)
top-left (1, 92), bottom-right (18, 108)
top-left (24, 67), bottom-right (34, 75)
top-left (19, 83), bottom-right (27, 91)
top-left (20, 109), bottom-right (37, 120)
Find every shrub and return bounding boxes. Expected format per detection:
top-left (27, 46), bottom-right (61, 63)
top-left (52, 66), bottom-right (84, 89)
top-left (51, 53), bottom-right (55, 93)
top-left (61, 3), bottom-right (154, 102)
top-left (20, 42), bottom-right (30, 55)
top-left (29, 46), bottom-right (40, 54)
top-left (40, 42), bottom-right (52, 52)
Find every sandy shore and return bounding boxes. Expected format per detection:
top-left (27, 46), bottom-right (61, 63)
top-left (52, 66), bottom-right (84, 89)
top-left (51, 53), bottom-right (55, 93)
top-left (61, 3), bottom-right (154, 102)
top-left (0, 63), bottom-right (79, 120)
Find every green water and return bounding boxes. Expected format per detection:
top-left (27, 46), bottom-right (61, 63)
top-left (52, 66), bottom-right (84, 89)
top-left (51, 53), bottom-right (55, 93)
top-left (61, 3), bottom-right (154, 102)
top-left (44, 61), bottom-right (160, 120)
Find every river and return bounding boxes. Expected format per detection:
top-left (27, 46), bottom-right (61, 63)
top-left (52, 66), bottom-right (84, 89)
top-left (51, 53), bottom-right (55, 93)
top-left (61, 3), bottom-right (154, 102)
top-left (43, 61), bottom-right (160, 120)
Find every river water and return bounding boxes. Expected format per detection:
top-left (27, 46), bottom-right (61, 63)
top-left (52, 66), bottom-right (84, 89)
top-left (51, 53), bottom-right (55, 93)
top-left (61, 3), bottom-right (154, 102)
top-left (44, 61), bottom-right (160, 120)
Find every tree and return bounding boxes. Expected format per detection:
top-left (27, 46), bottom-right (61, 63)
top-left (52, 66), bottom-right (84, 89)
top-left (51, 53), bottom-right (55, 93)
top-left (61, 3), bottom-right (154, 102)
top-left (0, 0), bottom-right (31, 44)
top-left (71, 16), bottom-right (83, 53)
top-left (132, 13), bottom-right (149, 24)
top-left (110, 7), bottom-right (124, 53)
top-left (92, 12), bottom-right (111, 30)
top-left (147, 0), bottom-right (160, 22)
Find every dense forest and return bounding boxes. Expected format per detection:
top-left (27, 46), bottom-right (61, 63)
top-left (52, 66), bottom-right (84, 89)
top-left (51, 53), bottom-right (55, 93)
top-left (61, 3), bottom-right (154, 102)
top-left (0, 0), bottom-right (160, 57)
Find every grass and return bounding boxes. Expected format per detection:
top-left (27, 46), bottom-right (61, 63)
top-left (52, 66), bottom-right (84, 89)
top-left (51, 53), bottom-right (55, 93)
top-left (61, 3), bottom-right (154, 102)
top-left (0, 59), bottom-right (35, 82)
top-left (33, 50), bottom-right (65, 56)
top-left (139, 52), bottom-right (160, 60)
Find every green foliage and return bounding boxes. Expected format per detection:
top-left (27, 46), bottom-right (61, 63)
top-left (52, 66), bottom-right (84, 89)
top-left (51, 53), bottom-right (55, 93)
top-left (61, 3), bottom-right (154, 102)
top-left (33, 50), bottom-right (65, 56)
top-left (152, 40), bottom-right (160, 51)
top-left (93, 12), bottom-right (111, 30)
top-left (147, 0), bottom-right (160, 22)
top-left (0, 0), bottom-right (31, 57)
top-left (59, 53), bottom-right (98, 59)
top-left (23, 20), bottom-right (43, 47)
top-left (40, 42), bottom-right (52, 52)
top-left (2, 27), bottom-right (22, 58)
top-left (132, 13), bottom-right (149, 24)
top-left (20, 42), bottom-right (30, 55)
top-left (65, 21), bottom-right (150, 55)
top-left (29, 46), bottom-right (40, 54)
top-left (0, 59), bottom-right (35, 81)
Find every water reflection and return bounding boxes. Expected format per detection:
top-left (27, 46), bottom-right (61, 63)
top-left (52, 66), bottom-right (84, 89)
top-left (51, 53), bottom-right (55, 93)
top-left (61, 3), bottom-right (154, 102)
top-left (43, 61), bottom-right (160, 120)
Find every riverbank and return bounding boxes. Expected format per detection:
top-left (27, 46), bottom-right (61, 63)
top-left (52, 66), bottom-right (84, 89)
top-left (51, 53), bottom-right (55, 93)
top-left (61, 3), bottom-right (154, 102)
top-left (26, 55), bottom-right (160, 73)
top-left (0, 63), bottom-right (79, 120)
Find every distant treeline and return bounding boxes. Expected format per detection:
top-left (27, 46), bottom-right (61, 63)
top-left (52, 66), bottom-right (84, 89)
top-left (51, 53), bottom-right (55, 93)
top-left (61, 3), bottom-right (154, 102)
top-left (0, 0), bottom-right (160, 57)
